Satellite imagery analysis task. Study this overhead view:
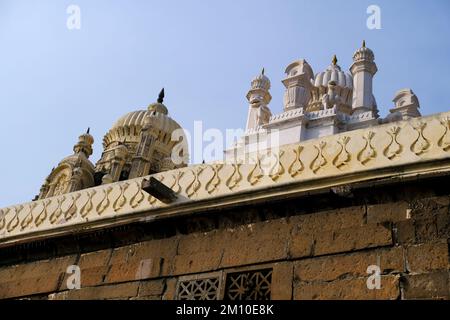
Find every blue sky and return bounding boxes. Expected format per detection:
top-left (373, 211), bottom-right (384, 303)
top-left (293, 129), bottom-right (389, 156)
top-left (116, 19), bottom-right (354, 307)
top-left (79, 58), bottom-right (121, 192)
top-left (0, 0), bottom-right (449, 207)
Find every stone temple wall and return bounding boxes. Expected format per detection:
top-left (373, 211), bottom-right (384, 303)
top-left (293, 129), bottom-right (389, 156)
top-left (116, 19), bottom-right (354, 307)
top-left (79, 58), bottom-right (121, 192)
top-left (0, 173), bottom-right (449, 300)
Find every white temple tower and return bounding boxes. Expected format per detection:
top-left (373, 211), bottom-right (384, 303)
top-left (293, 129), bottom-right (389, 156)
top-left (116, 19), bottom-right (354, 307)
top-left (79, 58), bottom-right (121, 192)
top-left (350, 41), bottom-right (378, 115)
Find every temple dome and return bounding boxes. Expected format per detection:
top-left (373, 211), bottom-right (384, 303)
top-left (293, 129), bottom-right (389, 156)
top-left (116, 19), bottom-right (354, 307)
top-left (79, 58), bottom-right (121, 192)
top-left (250, 68), bottom-right (271, 91)
top-left (95, 89), bottom-right (187, 179)
top-left (313, 56), bottom-right (353, 89)
top-left (353, 40), bottom-right (375, 63)
top-left (112, 110), bottom-right (148, 130)
top-left (105, 108), bottom-right (181, 147)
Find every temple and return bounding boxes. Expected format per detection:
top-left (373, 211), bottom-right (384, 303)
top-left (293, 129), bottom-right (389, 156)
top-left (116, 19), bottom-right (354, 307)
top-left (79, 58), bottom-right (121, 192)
top-left (226, 42), bottom-right (420, 159)
top-left (0, 42), bottom-right (448, 300)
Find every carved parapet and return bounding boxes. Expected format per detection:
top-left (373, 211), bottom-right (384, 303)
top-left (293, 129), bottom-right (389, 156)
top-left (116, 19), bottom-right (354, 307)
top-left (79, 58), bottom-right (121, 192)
top-left (2, 111), bottom-right (450, 246)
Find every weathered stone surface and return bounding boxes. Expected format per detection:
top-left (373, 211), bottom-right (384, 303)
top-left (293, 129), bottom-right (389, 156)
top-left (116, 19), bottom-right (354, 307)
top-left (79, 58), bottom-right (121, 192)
top-left (292, 206), bottom-right (366, 234)
top-left (406, 241), bottom-right (449, 273)
top-left (0, 255), bottom-right (77, 299)
top-left (295, 247), bottom-right (404, 282)
top-left (294, 275), bottom-right (400, 300)
top-left (414, 218), bottom-right (438, 243)
top-left (314, 223), bottom-right (393, 256)
top-left (403, 272), bottom-right (450, 299)
top-left (138, 279), bottom-right (165, 297)
top-left (172, 251), bottom-right (222, 276)
top-left (289, 233), bottom-right (314, 259)
top-left (367, 202), bottom-right (409, 224)
top-left (395, 220), bottom-right (415, 244)
top-left (272, 262), bottom-right (293, 300)
top-left (162, 278), bottom-right (177, 300)
top-left (220, 219), bottom-right (290, 268)
top-left (105, 238), bottom-right (178, 283)
top-left (409, 196), bottom-right (449, 220)
top-left (59, 249), bottom-right (111, 289)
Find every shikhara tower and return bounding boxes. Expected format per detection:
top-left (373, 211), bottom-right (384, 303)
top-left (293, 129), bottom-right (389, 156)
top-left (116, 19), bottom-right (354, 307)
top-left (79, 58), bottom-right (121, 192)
top-left (36, 89), bottom-right (188, 200)
top-left (225, 42), bottom-right (421, 160)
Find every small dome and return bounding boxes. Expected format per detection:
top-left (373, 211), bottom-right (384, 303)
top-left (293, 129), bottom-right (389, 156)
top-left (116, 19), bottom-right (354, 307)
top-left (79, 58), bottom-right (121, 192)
top-left (148, 102), bottom-right (168, 115)
top-left (314, 56), bottom-right (353, 89)
top-left (353, 40), bottom-right (375, 63)
top-left (251, 68), bottom-right (271, 91)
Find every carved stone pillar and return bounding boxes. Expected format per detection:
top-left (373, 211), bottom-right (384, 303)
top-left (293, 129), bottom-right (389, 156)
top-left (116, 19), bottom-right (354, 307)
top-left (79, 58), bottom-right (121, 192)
top-left (282, 60), bottom-right (314, 112)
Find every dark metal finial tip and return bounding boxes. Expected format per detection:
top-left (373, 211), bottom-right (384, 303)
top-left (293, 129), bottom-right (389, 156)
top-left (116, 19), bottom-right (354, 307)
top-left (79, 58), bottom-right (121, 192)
top-left (157, 88), bottom-right (165, 103)
top-left (261, 68), bottom-right (265, 75)
top-left (86, 127), bottom-right (90, 134)
top-left (362, 40), bottom-right (366, 47)
top-left (332, 54), bottom-right (338, 65)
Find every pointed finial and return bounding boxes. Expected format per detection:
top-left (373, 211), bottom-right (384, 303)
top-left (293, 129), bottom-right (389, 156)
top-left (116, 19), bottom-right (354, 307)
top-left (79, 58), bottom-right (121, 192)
top-left (86, 127), bottom-right (90, 134)
top-left (157, 88), bottom-right (165, 104)
top-left (261, 67), bottom-right (265, 75)
top-left (332, 54), bottom-right (338, 65)
top-left (362, 40), bottom-right (366, 48)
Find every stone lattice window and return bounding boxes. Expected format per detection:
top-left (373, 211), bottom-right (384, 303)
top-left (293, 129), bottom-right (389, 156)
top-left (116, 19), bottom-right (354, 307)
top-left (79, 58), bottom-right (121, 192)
top-left (224, 268), bottom-right (272, 300)
top-left (176, 272), bottom-right (222, 300)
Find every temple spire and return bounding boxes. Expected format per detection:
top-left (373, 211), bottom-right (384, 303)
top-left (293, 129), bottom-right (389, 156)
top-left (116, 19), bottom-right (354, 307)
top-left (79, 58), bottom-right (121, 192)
top-left (362, 40), bottom-right (366, 48)
top-left (261, 67), bottom-right (265, 75)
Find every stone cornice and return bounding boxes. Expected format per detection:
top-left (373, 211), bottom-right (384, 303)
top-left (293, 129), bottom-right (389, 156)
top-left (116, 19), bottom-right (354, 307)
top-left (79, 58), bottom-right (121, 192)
top-left (2, 112), bottom-right (450, 247)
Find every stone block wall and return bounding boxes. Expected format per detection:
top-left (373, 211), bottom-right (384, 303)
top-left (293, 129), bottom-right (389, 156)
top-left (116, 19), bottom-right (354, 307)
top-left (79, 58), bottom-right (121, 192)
top-left (0, 179), bottom-right (449, 300)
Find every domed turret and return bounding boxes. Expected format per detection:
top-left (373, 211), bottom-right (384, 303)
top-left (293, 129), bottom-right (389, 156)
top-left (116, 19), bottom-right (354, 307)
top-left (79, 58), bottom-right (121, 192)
top-left (95, 89), bottom-right (187, 183)
top-left (245, 68), bottom-right (273, 131)
top-left (37, 129), bottom-right (95, 199)
top-left (314, 55), bottom-right (353, 89)
top-left (308, 55), bottom-right (353, 112)
top-left (352, 40), bottom-right (375, 63)
top-left (250, 68), bottom-right (271, 91)
top-left (350, 41), bottom-right (378, 114)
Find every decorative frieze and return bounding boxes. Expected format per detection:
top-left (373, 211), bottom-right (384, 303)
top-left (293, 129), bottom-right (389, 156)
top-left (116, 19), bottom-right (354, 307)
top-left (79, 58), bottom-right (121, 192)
top-left (1, 112), bottom-right (450, 244)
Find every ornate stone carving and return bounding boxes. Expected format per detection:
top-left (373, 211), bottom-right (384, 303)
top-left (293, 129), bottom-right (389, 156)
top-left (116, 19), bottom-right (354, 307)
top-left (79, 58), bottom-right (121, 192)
top-left (247, 156), bottom-right (264, 186)
top-left (225, 269), bottom-right (272, 300)
top-left (97, 186), bottom-right (113, 215)
top-left (35, 200), bottom-right (50, 227)
top-left (186, 167), bottom-right (204, 198)
top-left (113, 182), bottom-right (129, 212)
top-left (411, 121), bottom-right (430, 155)
top-left (80, 189), bottom-right (97, 218)
top-left (384, 126), bottom-right (402, 160)
top-left (0, 208), bottom-right (8, 232)
top-left (64, 193), bottom-right (81, 221)
top-left (311, 141), bottom-right (327, 173)
top-left (438, 117), bottom-right (450, 151)
top-left (49, 197), bottom-right (64, 225)
top-left (177, 273), bottom-right (222, 300)
top-left (226, 162), bottom-right (242, 190)
top-left (358, 131), bottom-right (376, 164)
top-left (130, 181), bottom-right (146, 209)
top-left (288, 146), bottom-right (304, 177)
top-left (267, 151), bottom-right (285, 181)
top-left (7, 205), bottom-right (22, 232)
top-left (21, 203), bottom-right (37, 230)
top-left (333, 136), bottom-right (351, 168)
top-left (205, 164), bottom-right (223, 194)
top-left (2, 112), bottom-right (450, 243)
